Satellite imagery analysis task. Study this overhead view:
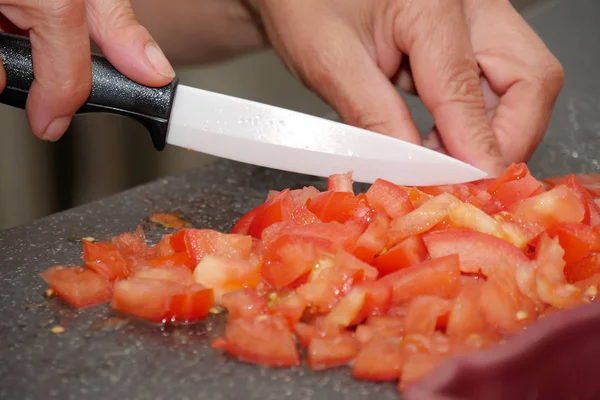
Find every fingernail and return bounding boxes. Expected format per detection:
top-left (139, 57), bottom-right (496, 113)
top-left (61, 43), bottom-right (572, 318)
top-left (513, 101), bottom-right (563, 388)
top-left (145, 42), bottom-right (175, 78)
top-left (42, 116), bottom-right (71, 142)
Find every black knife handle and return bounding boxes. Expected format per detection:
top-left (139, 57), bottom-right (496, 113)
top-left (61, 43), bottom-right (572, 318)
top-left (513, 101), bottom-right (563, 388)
top-left (0, 32), bottom-right (178, 150)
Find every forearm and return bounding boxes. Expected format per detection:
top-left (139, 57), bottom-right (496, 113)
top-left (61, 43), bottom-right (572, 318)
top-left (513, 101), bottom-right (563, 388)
top-left (130, 0), bottom-right (269, 67)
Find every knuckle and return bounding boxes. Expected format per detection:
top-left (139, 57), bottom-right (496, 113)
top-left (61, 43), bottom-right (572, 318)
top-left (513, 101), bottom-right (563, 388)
top-left (441, 59), bottom-right (483, 103)
top-left (536, 57), bottom-right (565, 94)
top-left (469, 123), bottom-right (502, 158)
top-left (53, 77), bottom-right (92, 107)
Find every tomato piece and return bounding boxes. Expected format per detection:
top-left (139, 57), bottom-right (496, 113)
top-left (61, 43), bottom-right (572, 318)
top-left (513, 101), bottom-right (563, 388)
top-left (40, 266), bottom-right (111, 308)
top-left (478, 267), bottom-right (536, 334)
top-left (387, 193), bottom-right (457, 245)
top-left (354, 280), bottom-right (393, 319)
top-left (356, 315), bottom-right (405, 343)
top-left (111, 278), bottom-right (180, 323)
top-left (558, 175), bottom-right (600, 226)
top-left (290, 186), bottom-right (321, 208)
top-left (111, 226), bottom-right (148, 256)
top-left (154, 234), bottom-right (175, 257)
top-left (446, 278), bottom-right (487, 339)
top-left (149, 212), bottom-right (190, 229)
top-left (511, 185), bottom-right (585, 229)
top-left (308, 333), bottom-right (360, 370)
top-left (221, 288), bottom-right (269, 319)
top-left (289, 206), bottom-right (320, 225)
top-left (486, 162), bottom-right (545, 208)
top-left (169, 229), bottom-right (187, 253)
top-left (552, 223), bottom-right (600, 264)
top-left (404, 296), bottom-right (452, 337)
top-left (322, 287), bottom-right (367, 329)
top-left (248, 190), bottom-right (295, 238)
top-left (82, 241), bottom-right (129, 281)
top-left (399, 352), bottom-right (446, 392)
top-left (269, 292), bottom-right (308, 328)
top-left (194, 254), bottom-right (260, 304)
top-left (294, 322), bottom-right (317, 347)
top-left (352, 214), bottom-right (389, 262)
top-left (366, 179), bottom-right (414, 219)
top-left (380, 255), bottom-right (461, 304)
top-left (261, 234), bottom-right (331, 288)
top-left (565, 253), bottom-right (600, 283)
top-left (230, 203), bottom-right (264, 235)
top-left (167, 284), bottom-right (214, 322)
top-left (327, 171), bottom-right (354, 193)
top-left (133, 265), bottom-right (195, 284)
top-left (352, 337), bottom-right (403, 381)
top-left (275, 222), bottom-right (362, 252)
top-left (147, 252), bottom-right (196, 270)
top-left (182, 229), bottom-right (253, 264)
top-left (307, 191), bottom-right (362, 223)
top-left (372, 235), bottom-right (429, 276)
top-left (534, 234), bottom-right (583, 309)
top-left (218, 315), bottom-right (300, 368)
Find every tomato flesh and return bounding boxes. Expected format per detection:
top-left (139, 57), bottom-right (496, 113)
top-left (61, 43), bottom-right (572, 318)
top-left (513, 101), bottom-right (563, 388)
top-left (40, 266), bottom-right (111, 308)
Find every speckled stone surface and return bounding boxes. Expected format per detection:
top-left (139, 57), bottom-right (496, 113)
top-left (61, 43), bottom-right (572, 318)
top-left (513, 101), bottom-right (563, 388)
top-left (1, 0), bottom-right (599, 399)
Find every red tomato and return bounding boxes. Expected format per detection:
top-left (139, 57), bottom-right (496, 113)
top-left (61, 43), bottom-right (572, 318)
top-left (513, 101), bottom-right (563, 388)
top-left (404, 296), bottom-right (452, 337)
top-left (40, 266), bottom-right (111, 308)
top-left (261, 234), bottom-right (331, 288)
top-left (366, 179), bottom-right (414, 219)
top-left (194, 254), bottom-right (260, 303)
top-left (511, 185), bottom-right (585, 229)
top-left (274, 221), bottom-right (362, 252)
top-left (380, 254), bottom-right (461, 304)
top-left (180, 229), bottom-right (253, 263)
top-left (111, 226), bottom-right (147, 256)
top-left (221, 288), bottom-right (269, 319)
top-left (154, 234), bottom-right (175, 257)
top-left (149, 212), bottom-right (190, 229)
top-left (560, 175), bottom-right (600, 226)
top-left (248, 189), bottom-right (295, 238)
top-left (167, 284), bottom-right (214, 322)
top-left (269, 292), bottom-right (308, 328)
top-left (308, 333), bottom-right (360, 370)
top-left (307, 191), bottom-right (363, 223)
top-left (290, 186), bottom-right (321, 208)
top-left (565, 253), bottom-right (600, 283)
top-left (352, 214), bottom-right (389, 262)
top-left (289, 206), bottom-right (320, 225)
top-left (552, 223), bottom-right (600, 264)
top-left (352, 337), bottom-right (403, 381)
top-left (372, 235), bottom-right (429, 276)
top-left (217, 314), bottom-right (300, 368)
top-left (446, 278), bottom-right (487, 339)
top-left (132, 265), bottom-right (195, 284)
top-left (82, 241), bottom-right (129, 281)
top-left (147, 252), bottom-right (196, 270)
top-left (230, 203), bottom-right (264, 235)
top-left (486, 162), bottom-right (545, 208)
top-left (327, 171), bottom-right (354, 193)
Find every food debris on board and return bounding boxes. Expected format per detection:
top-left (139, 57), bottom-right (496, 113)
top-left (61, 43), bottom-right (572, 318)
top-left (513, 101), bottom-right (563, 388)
top-left (149, 212), bottom-right (191, 229)
top-left (38, 163), bottom-right (600, 393)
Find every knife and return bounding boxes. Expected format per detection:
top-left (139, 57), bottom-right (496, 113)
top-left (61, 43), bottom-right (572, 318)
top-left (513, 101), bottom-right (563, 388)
top-left (0, 33), bottom-right (487, 186)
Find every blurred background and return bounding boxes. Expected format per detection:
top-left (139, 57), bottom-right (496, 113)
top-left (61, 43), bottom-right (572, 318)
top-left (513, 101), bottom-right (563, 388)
top-left (0, 0), bottom-right (544, 231)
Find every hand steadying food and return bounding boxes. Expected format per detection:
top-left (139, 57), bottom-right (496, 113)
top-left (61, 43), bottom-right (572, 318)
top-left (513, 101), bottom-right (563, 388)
top-left (0, 0), bottom-right (564, 175)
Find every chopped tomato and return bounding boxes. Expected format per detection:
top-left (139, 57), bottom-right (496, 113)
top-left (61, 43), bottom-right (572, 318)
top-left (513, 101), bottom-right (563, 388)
top-left (372, 235), bottom-right (429, 276)
top-left (216, 314), bottom-right (300, 368)
top-left (511, 185), bottom-right (585, 229)
top-left (404, 296), bottom-right (452, 337)
top-left (352, 214), bottom-right (390, 262)
top-left (486, 162), bottom-right (545, 208)
top-left (40, 266), bottom-right (111, 308)
top-left (366, 179), bottom-right (414, 219)
top-left (308, 333), bottom-right (360, 370)
top-left (380, 255), bottom-right (461, 304)
top-left (327, 171), bottom-right (354, 193)
top-left (230, 203), bottom-right (264, 235)
top-left (261, 234), bottom-right (331, 288)
top-left (352, 337), bottom-right (403, 381)
top-left (289, 206), bottom-right (320, 225)
top-left (290, 186), bottom-right (321, 208)
top-left (552, 223), bottom-right (600, 264)
top-left (111, 226), bottom-right (147, 256)
top-left (558, 175), bottom-right (600, 226)
top-left (154, 234), bottom-right (175, 257)
top-left (83, 241), bottom-right (129, 281)
top-left (180, 229), bottom-right (253, 263)
top-left (269, 292), bottom-right (308, 328)
top-left (146, 252), bottom-right (195, 270)
top-left (565, 253), bottom-right (600, 283)
top-left (248, 189), bottom-right (295, 238)
top-left (194, 254), bottom-right (260, 304)
top-left (307, 191), bottom-right (366, 224)
top-left (167, 284), bottom-right (214, 322)
top-left (221, 288), bottom-right (269, 319)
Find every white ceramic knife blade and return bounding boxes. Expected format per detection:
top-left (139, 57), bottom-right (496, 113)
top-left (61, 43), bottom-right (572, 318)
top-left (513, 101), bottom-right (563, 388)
top-left (166, 85), bottom-right (487, 186)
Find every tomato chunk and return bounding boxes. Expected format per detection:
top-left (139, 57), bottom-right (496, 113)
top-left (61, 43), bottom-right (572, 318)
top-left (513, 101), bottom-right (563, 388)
top-left (308, 333), bottom-right (360, 370)
top-left (366, 179), bottom-right (413, 219)
top-left (40, 266), bottom-right (111, 308)
top-left (83, 241), bottom-right (129, 281)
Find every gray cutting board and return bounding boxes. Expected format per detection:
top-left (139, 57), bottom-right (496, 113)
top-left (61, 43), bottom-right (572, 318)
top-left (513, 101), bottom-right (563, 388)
top-left (1, 0), bottom-right (599, 398)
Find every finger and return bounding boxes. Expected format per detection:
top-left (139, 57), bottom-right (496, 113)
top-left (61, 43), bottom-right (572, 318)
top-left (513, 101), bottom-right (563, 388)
top-left (465, 0), bottom-right (564, 163)
top-left (423, 128), bottom-right (449, 155)
top-left (258, 2), bottom-right (422, 144)
top-left (24, 0), bottom-right (92, 141)
top-left (395, 0), bottom-right (507, 175)
top-left (86, 0), bottom-right (175, 86)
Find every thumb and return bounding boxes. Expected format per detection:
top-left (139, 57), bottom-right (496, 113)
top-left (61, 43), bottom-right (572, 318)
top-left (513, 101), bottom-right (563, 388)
top-left (86, 0), bottom-right (175, 87)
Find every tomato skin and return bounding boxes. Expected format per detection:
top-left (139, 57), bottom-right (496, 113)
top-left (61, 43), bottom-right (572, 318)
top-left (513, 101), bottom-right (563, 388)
top-left (269, 292), bottom-right (308, 328)
top-left (168, 284), bottom-right (214, 322)
top-left (83, 241), bottom-right (129, 281)
top-left (220, 314), bottom-right (300, 368)
top-left (558, 175), bottom-right (600, 226)
top-left (565, 253), bottom-right (600, 283)
top-left (182, 229), bottom-right (253, 264)
top-left (366, 179), bottom-right (414, 219)
top-left (111, 226), bottom-right (147, 256)
top-left (511, 185), bottom-right (585, 229)
top-left (372, 235), bottom-right (429, 276)
top-left (381, 255), bottom-right (461, 304)
top-left (352, 214), bottom-right (389, 262)
top-left (404, 296), bottom-right (452, 337)
top-left (289, 206), bottom-right (320, 225)
top-left (248, 190), bottom-right (295, 238)
top-left (154, 234), bottom-right (175, 257)
top-left (307, 191), bottom-right (363, 224)
top-left (552, 223), bottom-right (600, 264)
top-left (40, 266), bottom-right (112, 308)
top-left (194, 254), bottom-right (260, 304)
top-left (221, 288), bottom-right (269, 319)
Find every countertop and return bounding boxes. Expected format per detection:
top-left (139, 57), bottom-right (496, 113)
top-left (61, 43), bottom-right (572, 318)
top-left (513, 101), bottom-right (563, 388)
top-left (1, 0), bottom-right (599, 399)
